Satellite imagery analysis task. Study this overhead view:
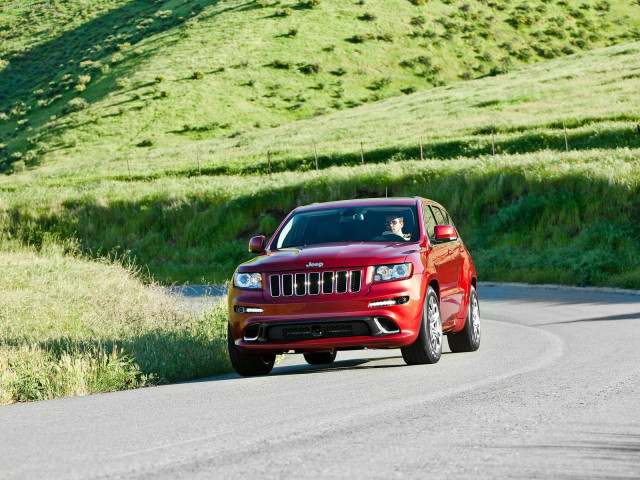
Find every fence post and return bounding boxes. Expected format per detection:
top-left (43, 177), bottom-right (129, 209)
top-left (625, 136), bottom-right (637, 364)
top-left (360, 142), bottom-right (364, 165)
top-left (314, 144), bottom-right (318, 170)
top-left (420, 136), bottom-right (423, 161)
top-left (563, 121), bottom-right (569, 151)
top-left (268, 150), bottom-right (272, 175)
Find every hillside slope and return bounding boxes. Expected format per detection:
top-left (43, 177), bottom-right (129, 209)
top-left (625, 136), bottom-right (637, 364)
top-left (1, 41), bottom-right (639, 286)
top-left (1, 0), bottom-right (639, 173)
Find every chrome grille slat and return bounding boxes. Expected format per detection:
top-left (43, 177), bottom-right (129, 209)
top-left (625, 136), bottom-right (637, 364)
top-left (270, 270), bottom-right (362, 297)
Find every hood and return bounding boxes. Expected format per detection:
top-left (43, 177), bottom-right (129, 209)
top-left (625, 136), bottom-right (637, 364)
top-left (237, 243), bottom-right (418, 273)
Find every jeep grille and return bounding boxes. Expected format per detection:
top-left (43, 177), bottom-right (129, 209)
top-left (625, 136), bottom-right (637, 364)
top-left (269, 270), bottom-right (363, 298)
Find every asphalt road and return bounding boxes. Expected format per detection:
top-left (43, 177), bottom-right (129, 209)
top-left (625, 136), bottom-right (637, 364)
top-left (2, 284), bottom-right (640, 479)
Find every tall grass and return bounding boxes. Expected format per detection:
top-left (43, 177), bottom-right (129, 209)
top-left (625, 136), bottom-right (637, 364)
top-left (0, 240), bottom-right (231, 404)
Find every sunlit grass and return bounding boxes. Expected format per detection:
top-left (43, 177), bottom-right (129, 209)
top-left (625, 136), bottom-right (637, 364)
top-left (0, 240), bottom-right (231, 404)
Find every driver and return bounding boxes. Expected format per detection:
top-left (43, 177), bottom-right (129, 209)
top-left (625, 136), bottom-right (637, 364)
top-left (383, 215), bottom-right (411, 241)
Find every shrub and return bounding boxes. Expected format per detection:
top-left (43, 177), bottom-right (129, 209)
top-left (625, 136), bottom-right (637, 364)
top-left (66, 98), bottom-right (89, 112)
top-left (299, 63), bottom-right (320, 74)
top-left (359, 13), bottom-right (376, 21)
top-left (270, 59), bottom-right (291, 69)
top-left (401, 86), bottom-right (417, 94)
top-left (346, 35), bottom-right (366, 43)
top-left (78, 75), bottom-right (91, 85)
top-left (330, 67), bottom-right (347, 76)
top-left (116, 42), bottom-right (131, 50)
top-left (299, 0), bottom-right (321, 7)
top-left (116, 78), bottom-right (130, 89)
top-left (136, 139), bottom-right (154, 147)
top-left (286, 27), bottom-right (298, 37)
top-left (377, 33), bottom-right (393, 42)
top-left (11, 160), bottom-right (26, 173)
top-left (369, 77), bottom-right (392, 90)
top-left (111, 53), bottom-right (124, 64)
top-left (410, 16), bottom-right (425, 28)
top-left (408, 0), bottom-right (426, 5)
top-left (155, 74), bottom-right (165, 83)
top-left (594, 0), bottom-right (610, 10)
top-left (74, 84), bottom-right (86, 92)
top-left (192, 71), bottom-right (205, 79)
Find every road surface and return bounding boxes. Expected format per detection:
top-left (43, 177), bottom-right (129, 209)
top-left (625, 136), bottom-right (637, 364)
top-left (1, 284), bottom-right (639, 479)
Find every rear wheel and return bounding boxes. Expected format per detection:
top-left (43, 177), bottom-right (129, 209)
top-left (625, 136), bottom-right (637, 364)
top-left (227, 324), bottom-right (275, 376)
top-left (303, 351), bottom-right (337, 365)
top-left (401, 286), bottom-right (442, 365)
top-left (447, 286), bottom-right (481, 353)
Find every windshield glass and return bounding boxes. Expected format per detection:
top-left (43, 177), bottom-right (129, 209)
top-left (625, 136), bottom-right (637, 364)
top-left (273, 205), bottom-right (420, 249)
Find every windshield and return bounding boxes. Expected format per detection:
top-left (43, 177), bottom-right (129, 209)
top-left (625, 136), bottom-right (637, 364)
top-left (273, 205), bottom-right (420, 249)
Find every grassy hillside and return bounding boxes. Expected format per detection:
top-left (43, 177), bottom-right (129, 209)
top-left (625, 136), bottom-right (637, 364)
top-left (1, 41), bottom-right (639, 285)
top-left (1, 0), bottom-right (639, 172)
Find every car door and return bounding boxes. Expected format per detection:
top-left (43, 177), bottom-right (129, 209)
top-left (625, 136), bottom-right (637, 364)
top-left (430, 205), bottom-right (463, 324)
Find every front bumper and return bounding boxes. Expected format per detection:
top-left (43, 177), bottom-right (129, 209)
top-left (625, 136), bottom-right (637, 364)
top-left (228, 276), bottom-right (424, 354)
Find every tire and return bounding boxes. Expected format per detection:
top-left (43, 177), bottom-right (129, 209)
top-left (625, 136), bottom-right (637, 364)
top-left (401, 286), bottom-right (442, 365)
top-left (447, 286), bottom-right (481, 353)
top-left (227, 324), bottom-right (275, 376)
top-left (303, 351), bottom-right (337, 365)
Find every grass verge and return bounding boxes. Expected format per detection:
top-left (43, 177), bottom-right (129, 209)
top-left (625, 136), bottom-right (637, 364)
top-left (0, 239), bottom-right (231, 405)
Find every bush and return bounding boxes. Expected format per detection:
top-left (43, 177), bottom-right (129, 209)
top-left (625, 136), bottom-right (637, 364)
top-left (66, 98), bottom-right (89, 112)
top-left (299, 63), bottom-right (320, 74)
top-left (155, 74), bottom-right (165, 83)
top-left (408, 0), bottom-right (427, 5)
top-left (269, 59), bottom-right (291, 69)
top-left (192, 71), bottom-right (205, 80)
top-left (359, 13), bottom-right (376, 21)
top-left (136, 139), bottom-right (154, 147)
top-left (401, 86), bottom-right (417, 94)
top-left (116, 78), bottom-right (130, 89)
top-left (346, 34), bottom-right (366, 43)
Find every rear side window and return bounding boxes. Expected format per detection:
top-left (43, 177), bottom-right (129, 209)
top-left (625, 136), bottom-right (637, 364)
top-left (431, 206), bottom-right (448, 225)
top-left (423, 205), bottom-right (438, 239)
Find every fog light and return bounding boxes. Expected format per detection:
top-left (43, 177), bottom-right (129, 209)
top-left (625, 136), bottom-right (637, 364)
top-left (235, 306), bottom-right (264, 314)
top-left (368, 297), bottom-right (409, 308)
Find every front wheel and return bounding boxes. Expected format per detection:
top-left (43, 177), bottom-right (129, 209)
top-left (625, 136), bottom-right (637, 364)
top-left (227, 324), bottom-right (275, 376)
top-left (303, 351), bottom-right (337, 365)
top-left (401, 286), bottom-right (442, 365)
top-left (447, 285), bottom-right (481, 353)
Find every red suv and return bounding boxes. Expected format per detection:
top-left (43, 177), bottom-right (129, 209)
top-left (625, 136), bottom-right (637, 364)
top-left (228, 197), bottom-right (480, 376)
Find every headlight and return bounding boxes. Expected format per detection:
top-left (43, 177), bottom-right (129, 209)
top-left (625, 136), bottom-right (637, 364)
top-left (234, 272), bottom-right (262, 289)
top-left (373, 263), bottom-right (412, 282)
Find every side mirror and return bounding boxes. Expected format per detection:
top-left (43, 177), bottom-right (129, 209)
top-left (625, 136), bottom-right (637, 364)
top-left (248, 235), bottom-right (266, 254)
top-left (434, 225), bottom-right (457, 243)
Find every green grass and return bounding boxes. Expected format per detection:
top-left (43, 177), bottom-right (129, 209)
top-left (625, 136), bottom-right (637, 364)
top-left (1, 41), bottom-right (639, 285)
top-left (0, 239), bottom-right (231, 404)
top-left (1, 0), bottom-right (639, 171)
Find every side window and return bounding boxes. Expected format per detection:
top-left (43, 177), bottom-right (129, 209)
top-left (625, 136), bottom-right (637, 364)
top-left (431, 206), bottom-right (448, 226)
top-left (423, 205), bottom-right (438, 239)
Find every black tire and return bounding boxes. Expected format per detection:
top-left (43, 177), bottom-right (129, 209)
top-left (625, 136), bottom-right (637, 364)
top-left (303, 351), bottom-right (337, 365)
top-left (447, 286), bottom-right (481, 353)
top-left (401, 286), bottom-right (442, 365)
top-left (227, 324), bottom-right (275, 376)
